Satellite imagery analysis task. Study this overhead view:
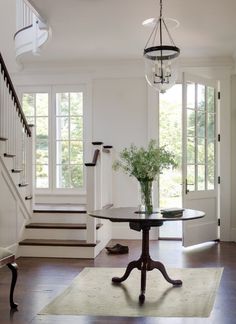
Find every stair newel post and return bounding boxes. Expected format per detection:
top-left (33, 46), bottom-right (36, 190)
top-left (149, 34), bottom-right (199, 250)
top-left (85, 142), bottom-right (103, 244)
top-left (96, 146), bottom-right (103, 225)
top-left (102, 145), bottom-right (113, 207)
top-left (86, 165), bottom-right (97, 244)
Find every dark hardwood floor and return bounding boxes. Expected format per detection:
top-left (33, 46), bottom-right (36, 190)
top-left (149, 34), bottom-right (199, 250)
top-left (0, 240), bottom-right (236, 324)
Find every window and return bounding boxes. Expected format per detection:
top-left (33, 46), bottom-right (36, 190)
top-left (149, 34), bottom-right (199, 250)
top-left (21, 86), bottom-right (87, 192)
top-left (56, 92), bottom-right (83, 188)
top-left (22, 93), bottom-right (49, 189)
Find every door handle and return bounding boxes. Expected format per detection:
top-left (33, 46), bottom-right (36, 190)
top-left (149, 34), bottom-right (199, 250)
top-left (185, 179), bottom-right (194, 194)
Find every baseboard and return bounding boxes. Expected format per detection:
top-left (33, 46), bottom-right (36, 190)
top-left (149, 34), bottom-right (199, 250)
top-left (112, 223), bottom-right (158, 240)
top-left (231, 228), bottom-right (236, 242)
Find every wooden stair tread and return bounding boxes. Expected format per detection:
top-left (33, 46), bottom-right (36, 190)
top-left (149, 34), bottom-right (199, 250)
top-left (4, 153), bottom-right (16, 158)
top-left (25, 223), bottom-right (103, 230)
top-left (19, 239), bottom-right (99, 247)
top-left (19, 183), bottom-right (29, 187)
top-left (33, 204), bottom-right (87, 213)
top-left (12, 169), bottom-right (23, 173)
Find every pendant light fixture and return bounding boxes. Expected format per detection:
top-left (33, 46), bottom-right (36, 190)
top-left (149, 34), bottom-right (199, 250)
top-left (143, 0), bottom-right (180, 93)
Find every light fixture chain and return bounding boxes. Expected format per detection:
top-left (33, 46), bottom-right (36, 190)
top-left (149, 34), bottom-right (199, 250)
top-left (160, 0), bottom-right (163, 18)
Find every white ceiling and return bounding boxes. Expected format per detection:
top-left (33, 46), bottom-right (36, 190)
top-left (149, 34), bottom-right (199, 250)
top-left (26, 0), bottom-right (236, 65)
top-left (1, 0), bottom-right (236, 70)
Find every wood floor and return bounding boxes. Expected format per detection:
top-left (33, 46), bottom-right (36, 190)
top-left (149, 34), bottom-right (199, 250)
top-left (0, 240), bottom-right (236, 324)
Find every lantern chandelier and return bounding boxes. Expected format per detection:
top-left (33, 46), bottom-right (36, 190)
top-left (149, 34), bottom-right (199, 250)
top-left (143, 0), bottom-right (180, 93)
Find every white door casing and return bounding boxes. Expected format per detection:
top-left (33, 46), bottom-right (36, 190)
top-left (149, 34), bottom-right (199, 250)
top-left (182, 73), bottom-right (219, 247)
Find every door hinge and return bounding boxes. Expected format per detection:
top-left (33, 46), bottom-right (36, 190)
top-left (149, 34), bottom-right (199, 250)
top-left (218, 91), bottom-right (221, 100)
top-left (218, 218), bottom-right (220, 226)
top-left (218, 134), bottom-right (220, 142)
top-left (218, 176), bottom-right (221, 184)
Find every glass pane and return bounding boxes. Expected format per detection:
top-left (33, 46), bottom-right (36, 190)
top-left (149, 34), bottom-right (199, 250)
top-left (187, 109), bottom-right (195, 136)
top-left (159, 169), bottom-right (182, 208)
top-left (71, 165), bottom-right (83, 188)
top-left (71, 117), bottom-right (83, 140)
top-left (36, 164), bottom-right (48, 188)
top-left (187, 82), bottom-right (195, 108)
top-left (56, 165), bottom-right (70, 188)
top-left (70, 93), bottom-right (83, 116)
top-left (208, 142), bottom-right (215, 165)
top-left (57, 141), bottom-right (69, 164)
top-left (25, 117), bottom-right (34, 125)
top-left (208, 159), bottom-right (215, 190)
top-left (208, 113), bottom-right (215, 141)
top-left (187, 165), bottom-right (195, 191)
top-left (56, 93), bottom-right (69, 116)
top-left (198, 165), bottom-right (205, 190)
top-left (207, 87), bottom-right (215, 113)
top-left (197, 84), bottom-right (205, 110)
top-left (36, 117), bottom-right (48, 138)
top-left (36, 140), bottom-right (48, 164)
top-left (187, 137), bottom-right (195, 164)
top-left (70, 141), bottom-right (83, 164)
top-left (22, 93), bottom-right (34, 116)
top-left (197, 138), bottom-right (205, 164)
top-left (56, 117), bottom-right (69, 140)
top-left (197, 111), bottom-right (206, 137)
top-left (36, 93), bottom-right (48, 116)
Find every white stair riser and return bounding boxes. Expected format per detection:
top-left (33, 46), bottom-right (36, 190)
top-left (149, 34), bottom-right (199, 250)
top-left (24, 228), bottom-right (87, 240)
top-left (31, 212), bottom-right (88, 223)
top-left (18, 245), bottom-right (96, 258)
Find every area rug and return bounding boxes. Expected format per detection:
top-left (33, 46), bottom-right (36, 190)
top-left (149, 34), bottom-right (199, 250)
top-left (39, 267), bottom-right (223, 318)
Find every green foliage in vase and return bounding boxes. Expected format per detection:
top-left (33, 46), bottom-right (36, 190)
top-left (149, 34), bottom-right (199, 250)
top-left (113, 139), bottom-right (177, 181)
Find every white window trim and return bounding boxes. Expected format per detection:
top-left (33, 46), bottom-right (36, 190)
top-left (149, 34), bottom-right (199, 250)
top-left (17, 83), bottom-right (92, 196)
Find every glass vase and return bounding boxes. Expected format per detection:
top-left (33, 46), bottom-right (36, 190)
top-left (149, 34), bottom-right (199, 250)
top-left (139, 179), bottom-right (153, 214)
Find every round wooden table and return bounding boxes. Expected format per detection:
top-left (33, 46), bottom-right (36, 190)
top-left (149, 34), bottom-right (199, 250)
top-left (89, 207), bottom-right (205, 303)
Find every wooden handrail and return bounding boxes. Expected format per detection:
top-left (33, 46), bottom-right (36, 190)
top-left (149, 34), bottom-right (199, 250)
top-left (0, 53), bottom-right (31, 137)
top-left (85, 149), bottom-right (100, 167)
top-left (14, 24), bottom-right (33, 39)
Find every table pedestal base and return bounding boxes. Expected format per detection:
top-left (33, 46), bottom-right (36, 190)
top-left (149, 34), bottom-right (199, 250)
top-left (112, 222), bottom-right (182, 303)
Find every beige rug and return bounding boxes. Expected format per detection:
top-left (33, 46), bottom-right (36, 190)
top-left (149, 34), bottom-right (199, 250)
top-left (39, 267), bottom-right (223, 318)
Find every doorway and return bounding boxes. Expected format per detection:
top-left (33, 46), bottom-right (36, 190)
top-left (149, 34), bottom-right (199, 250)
top-left (158, 75), bottom-right (219, 244)
top-left (158, 84), bottom-right (183, 239)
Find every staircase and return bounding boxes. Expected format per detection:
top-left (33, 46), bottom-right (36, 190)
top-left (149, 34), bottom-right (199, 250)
top-left (18, 143), bottom-right (114, 259)
top-left (0, 50), bottom-right (113, 258)
top-left (0, 53), bottom-right (33, 253)
top-left (18, 205), bottom-right (103, 258)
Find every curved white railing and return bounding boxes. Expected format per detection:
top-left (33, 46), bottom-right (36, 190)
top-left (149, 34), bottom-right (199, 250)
top-left (15, 0), bottom-right (50, 59)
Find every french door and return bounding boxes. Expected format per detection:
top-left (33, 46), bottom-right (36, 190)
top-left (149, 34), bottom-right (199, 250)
top-left (182, 73), bottom-right (219, 247)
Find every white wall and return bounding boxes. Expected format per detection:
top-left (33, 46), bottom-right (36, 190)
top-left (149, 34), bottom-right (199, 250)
top-left (11, 58), bottom-right (234, 241)
top-left (0, 156), bottom-right (30, 252)
top-left (93, 77), bottom-right (148, 207)
top-left (231, 75), bottom-right (236, 241)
